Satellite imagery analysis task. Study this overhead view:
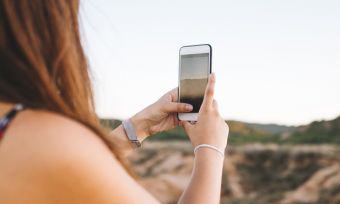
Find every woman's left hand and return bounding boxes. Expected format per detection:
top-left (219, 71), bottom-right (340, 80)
top-left (130, 88), bottom-right (193, 141)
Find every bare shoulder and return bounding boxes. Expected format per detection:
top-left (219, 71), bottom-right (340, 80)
top-left (0, 109), bottom-right (159, 203)
top-left (13, 109), bottom-right (105, 146)
top-left (2, 108), bottom-right (117, 174)
top-left (3, 109), bottom-right (111, 160)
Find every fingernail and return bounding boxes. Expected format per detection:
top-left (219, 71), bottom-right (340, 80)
top-left (185, 104), bottom-right (193, 111)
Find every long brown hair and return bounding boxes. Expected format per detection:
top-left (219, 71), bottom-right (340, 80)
top-left (0, 1), bottom-right (126, 166)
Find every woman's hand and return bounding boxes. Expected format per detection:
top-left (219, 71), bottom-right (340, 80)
top-left (181, 73), bottom-right (229, 150)
top-left (130, 88), bottom-right (193, 141)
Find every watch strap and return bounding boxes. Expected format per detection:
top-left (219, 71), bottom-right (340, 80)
top-left (122, 119), bottom-right (142, 149)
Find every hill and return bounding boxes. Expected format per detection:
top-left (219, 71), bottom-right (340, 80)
top-left (245, 122), bottom-right (294, 134)
top-left (100, 116), bottom-right (340, 144)
top-left (281, 116), bottom-right (340, 144)
top-left (100, 119), bottom-right (292, 143)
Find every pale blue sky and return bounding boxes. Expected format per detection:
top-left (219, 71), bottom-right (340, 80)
top-left (80, 0), bottom-right (340, 125)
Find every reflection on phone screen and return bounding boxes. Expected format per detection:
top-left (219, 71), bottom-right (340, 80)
top-left (180, 53), bottom-right (209, 113)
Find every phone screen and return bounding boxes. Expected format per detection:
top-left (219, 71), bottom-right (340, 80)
top-left (180, 53), bottom-right (210, 113)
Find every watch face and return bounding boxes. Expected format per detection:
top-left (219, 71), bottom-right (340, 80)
top-left (122, 120), bottom-right (142, 149)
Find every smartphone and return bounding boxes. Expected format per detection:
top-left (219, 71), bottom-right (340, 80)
top-left (178, 44), bottom-right (212, 121)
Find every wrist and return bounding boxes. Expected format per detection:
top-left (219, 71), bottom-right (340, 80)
top-left (194, 144), bottom-right (225, 159)
top-left (130, 113), bottom-right (150, 141)
top-left (194, 147), bottom-right (225, 163)
top-left (109, 125), bottom-right (134, 156)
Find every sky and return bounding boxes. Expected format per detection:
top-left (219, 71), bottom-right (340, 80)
top-left (80, 0), bottom-right (340, 126)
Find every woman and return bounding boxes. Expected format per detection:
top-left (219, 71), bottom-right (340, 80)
top-left (0, 1), bottom-right (228, 203)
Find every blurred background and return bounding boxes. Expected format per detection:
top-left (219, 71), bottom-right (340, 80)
top-left (80, 0), bottom-right (340, 203)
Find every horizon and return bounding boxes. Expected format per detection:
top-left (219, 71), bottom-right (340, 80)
top-left (81, 0), bottom-right (340, 126)
top-left (100, 114), bottom-right (340, 127)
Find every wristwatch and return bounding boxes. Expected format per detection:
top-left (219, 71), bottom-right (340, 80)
top-left (122, 119), bottom-right (142, 149)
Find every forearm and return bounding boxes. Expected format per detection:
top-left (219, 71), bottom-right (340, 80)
top-left (108, 125), bottom-right (134, 156)
top-left (178, 148), bottom-right (224, 204)
top-left (108, 114), bottom-right (149, 157)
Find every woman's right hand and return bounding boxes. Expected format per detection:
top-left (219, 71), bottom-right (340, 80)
top-left (181, 73), bottom-right (229, 151)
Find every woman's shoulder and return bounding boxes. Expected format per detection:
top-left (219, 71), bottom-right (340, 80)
top-left (1, 108), bottom-right (115, 168)
top-left (1, 108), bottom-right (160, 204)
top-left (4, 108), bottom-right (114, 162)
top-left (0, 108), bottom-right (117, 176)
top-left (6, 109), bottom-right (107, 153)
top-left (0, 109), bottom-right (134, 203)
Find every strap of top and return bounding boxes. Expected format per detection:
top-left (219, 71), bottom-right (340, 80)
top-left (0, 104), bottom-right (25, 139)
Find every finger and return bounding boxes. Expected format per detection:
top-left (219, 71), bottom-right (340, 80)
top-left (172, 114), bottom-right (180, 126)
top-left (162, 102), bottom-right (193, 113)
top-left (213, 99), bottom-right (219, 110)
top-left (181, 121), bottom-right (194, 131)
top-left (163, 88), bottom-right (178, 102)
top-left (201, 73), bottom-right (216, 109)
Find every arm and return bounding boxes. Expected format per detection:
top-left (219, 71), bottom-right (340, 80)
top-left (108, 88), bottom-right (193, 157)
top-left (109, 74), bottom-right (229, 203)
top-left (178, 149), bottom-right (224, 204)
top-left (108, 123), bottom-right (140, 157)
top-left (178, 73), bottom-right (229, 204)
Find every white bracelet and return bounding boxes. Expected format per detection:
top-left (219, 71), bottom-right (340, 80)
top-left (194, 144), bottom-right (225, 158)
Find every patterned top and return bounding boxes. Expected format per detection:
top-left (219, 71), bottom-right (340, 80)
top-left (0, 104), bottom-right (24, 139)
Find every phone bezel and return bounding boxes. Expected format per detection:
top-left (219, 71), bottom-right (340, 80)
top-left (178, 44), bottom-right (212, 122)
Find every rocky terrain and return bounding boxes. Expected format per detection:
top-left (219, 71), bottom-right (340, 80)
top-left (101, 116), bottom-right (340, 203)
top-left (129, 142), bottom-right (340, 204)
